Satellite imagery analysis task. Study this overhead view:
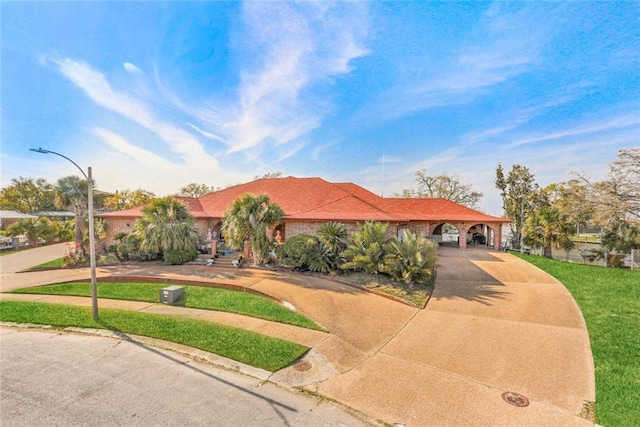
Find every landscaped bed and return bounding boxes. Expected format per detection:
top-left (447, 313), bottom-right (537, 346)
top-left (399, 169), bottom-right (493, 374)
top-left (337, 271), bottom-right (432, 307)
top-left (514, 253), bottom-right (639, 426)
top-left (10, 281), bottom-right (323, 331)
top-left (0, 300), bottom-right (308, 372)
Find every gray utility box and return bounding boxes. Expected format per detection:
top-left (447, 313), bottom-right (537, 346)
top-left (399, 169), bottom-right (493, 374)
top-left (160, 285), bottom-right (185, 304)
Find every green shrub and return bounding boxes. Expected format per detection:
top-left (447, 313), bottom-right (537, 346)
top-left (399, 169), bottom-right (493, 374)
top-left (383, 231), bottom-right (437, 286)
top-left (306, 243), bottom-right (333, 274)
top-left (316, 222), bottom-right (348, 272)
top-left (163, 248), bottom-right (197, 265)
top-left (276, 234), bottom-right (320, 271)
top-left (114, 232), bottom-right (156, 262)
top-left (341, 221), bottom-right (390, 275)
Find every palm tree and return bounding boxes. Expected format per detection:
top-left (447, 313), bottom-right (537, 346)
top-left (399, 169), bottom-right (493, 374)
top-left (55, 175), bottom-right (89, 257)
top-left (136, 197), bottom-right (199, 264)
top-left (222, 194), bottom-right (284, 265)
top-left (523, 206), bottom-right (574, 258)
top-left (383, 231), bottom-right (437, 285)
top-left (317, 221), bottom-right (348, 272)
top-left (341, 221), bottom-right (389, 275)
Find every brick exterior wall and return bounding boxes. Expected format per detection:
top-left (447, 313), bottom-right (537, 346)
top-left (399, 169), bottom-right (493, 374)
top-left (282, 221), bottom-right (360, 240)
top-left (103, 216), bottom-right (503, 251)
top-left (104, 218), bottom-right (136, 246)
top-left (103, 217), bottom-right (218, 246)
top-left (282, 220), bottom-right (434, 241)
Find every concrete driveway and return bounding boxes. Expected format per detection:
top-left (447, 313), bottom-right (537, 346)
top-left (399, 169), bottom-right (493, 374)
top-left (0, 245), bottom-right (596, 426)
top-left (313, 247), bottom-right (595, 426)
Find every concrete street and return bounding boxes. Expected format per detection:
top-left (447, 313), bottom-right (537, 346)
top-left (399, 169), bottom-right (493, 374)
top-left (0, 328), bottom-right (366, 426)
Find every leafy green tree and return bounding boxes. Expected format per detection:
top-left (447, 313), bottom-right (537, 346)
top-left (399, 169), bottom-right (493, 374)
top-left (341, 221), bottom-right (390, 275)
top-left (383, 231), bottom-right (437, 285)
top-left (104, 189), bottom-right (155, 211)
top-left (7, 219), bottom-right (39, 247)
top-left (396, 169), bottom-right (483, 209)
top-left (222, 194), bottom-right (284, 265)
top-left (178, 183), bottom-right (213, 198)
top-left (57, 220), bottom-right (75, 243)
top-left (546, 180), bottom-right (593, 233)
top-left (6, 217), bottom-right (73, 246)
top-left (601, 221), bottom-right (640, 254)
top-left (0, 177), bottom-right (56, 213)
top-left (495, 163), bottom-right (538, 251)
top-left (136, 197), bottom-right (199, 264)
top-left (35, 217), bottom-right (61, 244)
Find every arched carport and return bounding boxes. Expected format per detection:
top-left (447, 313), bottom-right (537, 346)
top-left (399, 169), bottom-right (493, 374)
top-left (428, 221), bottom-right (504, 251)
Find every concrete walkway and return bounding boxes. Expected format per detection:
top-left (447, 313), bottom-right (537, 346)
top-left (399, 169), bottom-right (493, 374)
top-left (0, 245), bottom-right (596, 426)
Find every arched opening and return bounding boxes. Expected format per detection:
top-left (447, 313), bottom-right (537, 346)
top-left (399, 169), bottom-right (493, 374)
top-left (211, 221), bottom-right (223, 243)
top-left (273, 223), bottom-right (285, 245)
top-left (432, 223), bottom-right (460, 247)
top-left (465, 223), bottom-right (496, 248)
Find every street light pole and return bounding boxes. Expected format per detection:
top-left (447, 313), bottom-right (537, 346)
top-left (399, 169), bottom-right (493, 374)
top-left (30, 148), bottom-right (98, 320)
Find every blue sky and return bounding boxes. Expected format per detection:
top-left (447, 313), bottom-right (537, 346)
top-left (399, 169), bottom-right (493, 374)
top-left (2, 1), bottom-right (638, 216)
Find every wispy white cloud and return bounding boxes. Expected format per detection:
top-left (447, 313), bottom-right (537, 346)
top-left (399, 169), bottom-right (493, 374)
top-left (89, 127), bottom-right (246, 194)
top-left (186, 123), bottom-right (225, 142)
top-left (356, 3), bottom-right (557, 122)
top-left (506, 113), bottom-right (640, 148)
top-left (42, 55), bottom-right (218, 170)
top-left (463, 81), bottom-right (597, 144)
top-left (123, 62), bottom-right (142, 74)
top-left (311, 141), bottom-right (340, 161)
top-left (92, 127), bottom-right (174, 169)
top-left (375, 122), bottom-right (637, 214)
top-left (169, 1), bottom-right (370, 156)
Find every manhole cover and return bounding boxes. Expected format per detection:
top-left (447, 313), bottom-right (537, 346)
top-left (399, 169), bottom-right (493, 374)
top-left (501, 391), bottom-right (529, 407)
top-left (293, 361), bottom-right (312, 372)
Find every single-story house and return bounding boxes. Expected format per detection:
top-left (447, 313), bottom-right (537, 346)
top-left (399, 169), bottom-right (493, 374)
top-left (100, 176), bottom-right (509, 250)
top-left (0, 210), bottom-right (38, 231)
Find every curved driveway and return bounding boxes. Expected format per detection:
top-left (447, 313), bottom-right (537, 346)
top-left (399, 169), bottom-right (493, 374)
top-left (0, 244), bottom-right (595, 426)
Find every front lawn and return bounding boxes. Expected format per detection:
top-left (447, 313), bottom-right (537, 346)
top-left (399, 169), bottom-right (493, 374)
top-left (27, 257), bottom-right (65, 269)
top-left (11, 281), bottom-right (323, 331)
top-left (26, 253), bottom-right (120, 270)
top-left (0, 301), bottom-right (307, 372)
top-left (513, 253), bottom-right (639, 426)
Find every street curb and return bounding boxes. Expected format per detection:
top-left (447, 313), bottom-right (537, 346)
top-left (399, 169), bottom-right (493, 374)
top-left (1, 322), bottom-right (272, 380)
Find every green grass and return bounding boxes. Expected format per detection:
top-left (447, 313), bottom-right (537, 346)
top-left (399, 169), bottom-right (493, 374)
top-left (513, 253), bottom-right (640, 426)
top-left (11, 281), bottom-right (323, 331)
top-left (27, 257), bottom-right (65, 269)
top-left (0, 300), bottom-right (308, 372)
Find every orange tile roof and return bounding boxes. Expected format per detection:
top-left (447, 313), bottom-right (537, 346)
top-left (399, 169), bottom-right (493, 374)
top-left (382, 198), bottom-right (505, 222)
top-left (99, 196), bottom-right (209, 219)
top-left (99, 176), bottom-right (507, 224)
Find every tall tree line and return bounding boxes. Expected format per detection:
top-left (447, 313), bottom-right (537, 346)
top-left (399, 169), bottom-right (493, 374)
top-left (495, 148), bottom-right (640, 260)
